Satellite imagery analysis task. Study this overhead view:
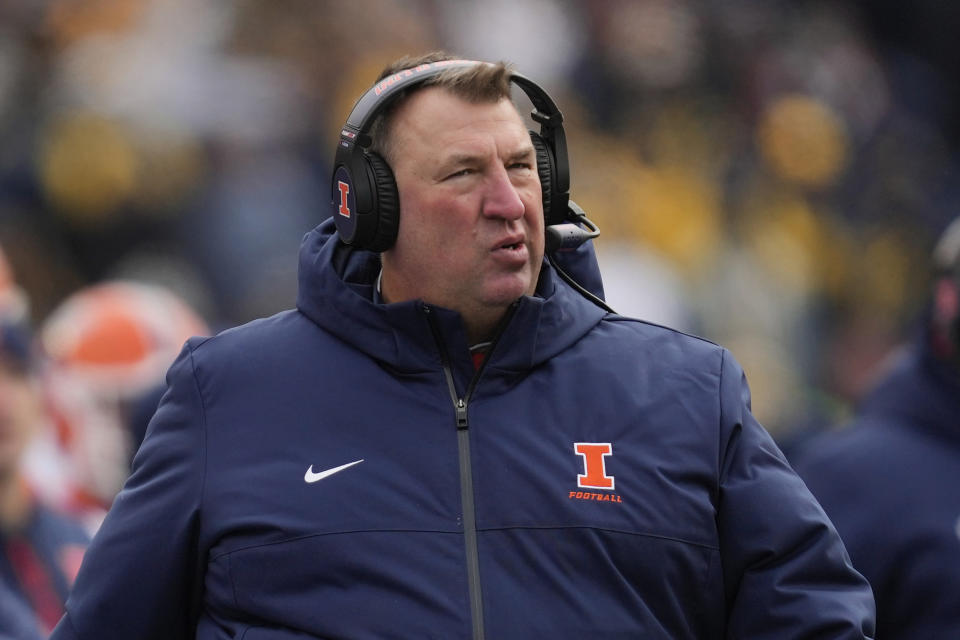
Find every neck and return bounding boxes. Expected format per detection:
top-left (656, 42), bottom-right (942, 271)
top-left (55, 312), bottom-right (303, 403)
top-left (378, 265), bottom-right (514, 345)
top-left (461, 307), bottom-right (510, 346)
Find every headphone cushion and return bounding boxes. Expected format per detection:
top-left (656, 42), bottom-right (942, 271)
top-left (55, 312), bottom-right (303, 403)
top-left (365, 152), bottom-right (400, 252)
top-left (530, 132), bottom-right (555, 224)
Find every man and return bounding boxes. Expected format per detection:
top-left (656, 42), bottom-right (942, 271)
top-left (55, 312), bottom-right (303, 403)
top-left (0, 249), bottom-right (88, 636)
top-left (52, 53), bottom-right (874, 638)
top-left (791, 216), bottom-right (960, 638)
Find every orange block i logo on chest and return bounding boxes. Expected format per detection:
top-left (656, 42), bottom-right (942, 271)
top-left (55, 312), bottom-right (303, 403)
top-left (571, 442), bottom-right (623, 503)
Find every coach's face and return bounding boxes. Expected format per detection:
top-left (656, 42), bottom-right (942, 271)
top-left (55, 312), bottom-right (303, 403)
top-left (380, 87), bottom-right (544, 333)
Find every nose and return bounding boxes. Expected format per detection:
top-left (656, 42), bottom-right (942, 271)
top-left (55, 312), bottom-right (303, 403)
top-left (481, 165), bottom-right (525, 220)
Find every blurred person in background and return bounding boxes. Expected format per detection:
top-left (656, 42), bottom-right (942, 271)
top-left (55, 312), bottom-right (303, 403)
top-left (51, 53), bottom-right (872, 639)
top-left (791, 215), bottom-right (960, 638)
top-left (0, 245), bottom-right (88, 637)
top-left (27, 280), bottom-right (209, 535)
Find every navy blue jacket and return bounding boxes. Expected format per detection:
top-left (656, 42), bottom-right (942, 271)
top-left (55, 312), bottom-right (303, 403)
top-left (791, 336), bottom-right (960, 638)
top-left (53, 219), bottom-right (874, 639)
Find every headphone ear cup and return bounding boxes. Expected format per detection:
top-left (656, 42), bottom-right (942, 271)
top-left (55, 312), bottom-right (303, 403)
top-left (361, 152), bottom-right (400, 252)
top-left (530, 131), bottom-right (558, 226)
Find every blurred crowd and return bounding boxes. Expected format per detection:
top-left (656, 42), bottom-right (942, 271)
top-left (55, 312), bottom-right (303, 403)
top-left (0, 0), bottom-right (959, 634)
top-left (0, 0), bottom-right (958, 515)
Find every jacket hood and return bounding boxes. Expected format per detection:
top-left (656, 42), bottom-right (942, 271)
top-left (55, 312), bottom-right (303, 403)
top-left (296, 218), bottom-right (608, 373)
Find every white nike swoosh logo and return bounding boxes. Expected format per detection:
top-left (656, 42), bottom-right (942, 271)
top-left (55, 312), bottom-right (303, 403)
top-left (304, 459), bottom-right (364, 483)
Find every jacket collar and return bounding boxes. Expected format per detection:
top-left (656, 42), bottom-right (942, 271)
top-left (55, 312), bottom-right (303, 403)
top-left (296, 218), bottom-right (607, 374)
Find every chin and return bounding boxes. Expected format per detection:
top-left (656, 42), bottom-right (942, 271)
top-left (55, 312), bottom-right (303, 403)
top-left (483, 281), bottom-right (534, 306)
top-left (480, 264), bottom-right (541, 302)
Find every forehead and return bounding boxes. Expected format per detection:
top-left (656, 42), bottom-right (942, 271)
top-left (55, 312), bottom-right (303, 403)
top-left (389, 88), bottom-right (529, 149)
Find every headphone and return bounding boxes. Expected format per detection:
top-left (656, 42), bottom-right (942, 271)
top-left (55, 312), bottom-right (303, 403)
top-left (330, 59), bottom-right (571, 252)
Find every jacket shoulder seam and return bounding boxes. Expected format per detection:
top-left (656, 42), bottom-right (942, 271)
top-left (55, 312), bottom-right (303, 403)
top-left (604, 315), bottom-right (721, 348)
top-left (184, 342), bottom-right (210, 536)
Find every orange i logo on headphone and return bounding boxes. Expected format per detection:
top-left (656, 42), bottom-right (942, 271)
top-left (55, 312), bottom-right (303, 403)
top-left (337, 181), bottom-right (351, 218)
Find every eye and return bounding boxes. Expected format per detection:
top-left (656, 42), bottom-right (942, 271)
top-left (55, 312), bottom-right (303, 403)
top-left (444, 168), bottom-right (475, 180)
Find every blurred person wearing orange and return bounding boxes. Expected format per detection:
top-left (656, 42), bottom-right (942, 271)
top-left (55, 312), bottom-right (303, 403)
top-left (791, 216), bottom-right (960, 638)
top-left (32, 281), bottom-right (209, 534)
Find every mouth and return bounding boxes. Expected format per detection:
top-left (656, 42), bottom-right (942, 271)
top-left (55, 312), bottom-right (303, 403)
top-left (490, 236), bottom-right (529, 267)
top-left (493, 235), bottom-right (526, 252)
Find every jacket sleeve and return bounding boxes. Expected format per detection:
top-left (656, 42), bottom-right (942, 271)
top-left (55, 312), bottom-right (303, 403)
top-left (715, 349), bottom-right (875, 639)
top-left (50, 340), bottom-right (207, 640)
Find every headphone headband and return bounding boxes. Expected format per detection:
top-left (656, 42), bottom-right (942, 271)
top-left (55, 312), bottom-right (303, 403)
top-left (332, 59), bottom-right (570, 250)
top-left (342, 59), bottom-right (481, 139)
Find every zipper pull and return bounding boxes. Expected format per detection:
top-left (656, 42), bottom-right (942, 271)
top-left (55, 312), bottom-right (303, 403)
top-left (456, 398), bottom-right (468, 429)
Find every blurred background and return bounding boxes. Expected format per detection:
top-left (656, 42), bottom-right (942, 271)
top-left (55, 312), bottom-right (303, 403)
top-left (1, 0), bottom-right (959, 448)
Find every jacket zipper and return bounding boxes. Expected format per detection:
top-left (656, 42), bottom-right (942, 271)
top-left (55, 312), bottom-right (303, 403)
top-left (423, 303), bottom-right (517, 640)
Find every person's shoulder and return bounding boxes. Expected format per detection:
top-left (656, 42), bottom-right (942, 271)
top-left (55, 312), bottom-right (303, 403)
top-left (185, 308), bottom-right (314, 364)
top-left (599, 314), bottom-right (726, 364)
top-left (790, 414), bottom-right (915, 479)
top-left (602, 313), bottom-right (716, 342)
